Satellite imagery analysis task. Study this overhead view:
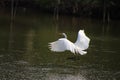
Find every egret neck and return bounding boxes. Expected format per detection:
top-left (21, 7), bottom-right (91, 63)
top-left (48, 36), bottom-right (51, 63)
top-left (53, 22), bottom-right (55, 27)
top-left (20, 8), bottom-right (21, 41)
top-left (62, 33), bottom-right (67, 38)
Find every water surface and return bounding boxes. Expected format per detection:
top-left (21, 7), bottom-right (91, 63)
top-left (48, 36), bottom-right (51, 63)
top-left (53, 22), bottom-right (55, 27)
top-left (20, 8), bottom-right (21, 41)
top-left (0, 12), bottom-right (120, 80)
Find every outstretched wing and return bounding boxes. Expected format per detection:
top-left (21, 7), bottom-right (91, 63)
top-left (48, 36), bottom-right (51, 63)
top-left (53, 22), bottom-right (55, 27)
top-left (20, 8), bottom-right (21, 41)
top-left (74, 30), bottom-right (90, 50)
top-left (49, 38), bottom-right (87, 55)
top-left (49, 38), bottom-right (67, 52)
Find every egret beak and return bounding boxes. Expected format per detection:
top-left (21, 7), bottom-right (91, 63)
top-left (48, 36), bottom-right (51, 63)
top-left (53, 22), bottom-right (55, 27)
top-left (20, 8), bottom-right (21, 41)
top-left (59, 33), bottom-right (63, 35)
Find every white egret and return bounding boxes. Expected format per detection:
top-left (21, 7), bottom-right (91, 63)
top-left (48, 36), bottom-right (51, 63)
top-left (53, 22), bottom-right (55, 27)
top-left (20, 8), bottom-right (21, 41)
top-left (49, 30), bottom-right (90, 55)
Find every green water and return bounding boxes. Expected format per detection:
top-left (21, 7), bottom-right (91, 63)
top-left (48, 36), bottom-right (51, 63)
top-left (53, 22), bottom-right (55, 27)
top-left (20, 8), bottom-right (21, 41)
top-left (0, 12), bottom-right (120, 80)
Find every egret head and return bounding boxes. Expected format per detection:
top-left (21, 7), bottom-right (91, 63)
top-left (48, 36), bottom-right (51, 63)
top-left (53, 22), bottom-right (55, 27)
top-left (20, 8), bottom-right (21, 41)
top-left (59, 33), bottom-right (67, 38)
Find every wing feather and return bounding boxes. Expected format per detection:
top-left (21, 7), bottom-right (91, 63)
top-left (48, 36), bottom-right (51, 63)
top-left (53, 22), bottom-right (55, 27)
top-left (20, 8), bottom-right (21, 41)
top-left (75, 30), bottom-right (90, 50)
top-left (49, 39), bottom-right (66, 52)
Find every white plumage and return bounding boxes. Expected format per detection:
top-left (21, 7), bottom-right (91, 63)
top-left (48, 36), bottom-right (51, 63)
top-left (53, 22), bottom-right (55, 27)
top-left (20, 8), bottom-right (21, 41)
top-left (75, 30), bottom-right (90, 50)
top-left (49, 30), bottom-right (90, 55)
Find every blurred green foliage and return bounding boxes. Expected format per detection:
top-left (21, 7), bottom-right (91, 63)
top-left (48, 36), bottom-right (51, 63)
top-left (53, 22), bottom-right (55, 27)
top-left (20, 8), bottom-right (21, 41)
top-left (0, 0), bottom-right (120, 19)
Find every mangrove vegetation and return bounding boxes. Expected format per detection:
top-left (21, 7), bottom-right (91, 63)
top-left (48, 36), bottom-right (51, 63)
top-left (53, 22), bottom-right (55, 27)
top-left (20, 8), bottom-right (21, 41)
top-left (0, 0), bottom-right (120, 21)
